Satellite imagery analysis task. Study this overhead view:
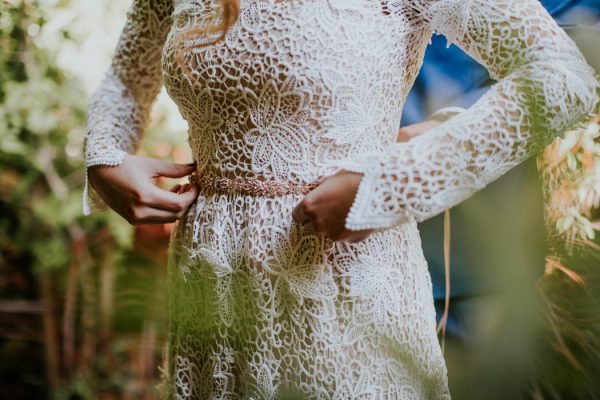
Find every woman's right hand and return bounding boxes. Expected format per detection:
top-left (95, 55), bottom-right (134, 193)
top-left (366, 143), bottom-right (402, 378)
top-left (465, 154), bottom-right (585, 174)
top-left (87, 154), bottom-right (199, 225)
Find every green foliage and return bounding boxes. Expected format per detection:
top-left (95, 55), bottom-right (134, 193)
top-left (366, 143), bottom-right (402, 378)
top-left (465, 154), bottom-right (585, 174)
top-left (0, 0), bottom-right (116, 274)
top-left (0, 1), bottom-right (161, 397)
top-left (1, 2), bottom-right (186, 398)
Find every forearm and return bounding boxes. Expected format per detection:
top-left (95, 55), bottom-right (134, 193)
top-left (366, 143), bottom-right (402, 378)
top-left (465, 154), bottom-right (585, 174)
top-left (338, 0), bottom-right (599, 231)
top-left (84, 70), bottom-right (149, 168)
top-left (82, 0), bottom-right (173, 215)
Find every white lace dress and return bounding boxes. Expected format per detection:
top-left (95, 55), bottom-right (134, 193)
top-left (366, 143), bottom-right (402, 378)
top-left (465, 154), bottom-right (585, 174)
top-left (82, 0), bottom-right (599, 398)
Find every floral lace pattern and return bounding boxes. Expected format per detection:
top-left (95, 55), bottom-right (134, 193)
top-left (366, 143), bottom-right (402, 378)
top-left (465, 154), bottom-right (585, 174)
top-left (164, 194), bottom-right (443, 399)
top-left (83, 0), bottom-right (598, 398)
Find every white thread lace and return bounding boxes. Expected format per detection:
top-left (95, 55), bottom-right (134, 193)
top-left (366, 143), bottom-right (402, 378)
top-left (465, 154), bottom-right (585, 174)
top-left (82, 0), bottom-right (599, 398)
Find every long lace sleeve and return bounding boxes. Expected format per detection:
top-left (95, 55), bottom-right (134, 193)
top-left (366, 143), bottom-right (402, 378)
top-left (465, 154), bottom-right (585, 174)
top-left (335, 0), bottom-right (600, 231)
top-left (82, 0), bottom-right (173, 215)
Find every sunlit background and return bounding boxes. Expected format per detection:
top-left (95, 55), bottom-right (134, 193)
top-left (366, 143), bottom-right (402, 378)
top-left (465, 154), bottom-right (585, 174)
top-left (1, 1), bottom-right (599, 399)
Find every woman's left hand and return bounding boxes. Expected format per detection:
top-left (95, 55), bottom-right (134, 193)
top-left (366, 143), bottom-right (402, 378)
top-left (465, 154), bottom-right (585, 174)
top-left (293, 119), bottom-right (439, 242)
top-left (292, 170), bottom-right (374, 243)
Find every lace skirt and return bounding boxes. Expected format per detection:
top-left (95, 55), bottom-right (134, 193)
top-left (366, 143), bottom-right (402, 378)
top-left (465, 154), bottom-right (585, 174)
top-left (159, 189), bottom-right (450, 400)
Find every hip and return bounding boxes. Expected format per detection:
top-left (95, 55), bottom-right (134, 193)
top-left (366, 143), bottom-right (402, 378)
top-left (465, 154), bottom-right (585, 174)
top-left (168, 189), bottom-right (429, 276)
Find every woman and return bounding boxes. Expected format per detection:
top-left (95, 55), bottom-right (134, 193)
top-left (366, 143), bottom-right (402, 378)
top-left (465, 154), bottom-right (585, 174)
top-left (83, 0), bottom-right (598, 398)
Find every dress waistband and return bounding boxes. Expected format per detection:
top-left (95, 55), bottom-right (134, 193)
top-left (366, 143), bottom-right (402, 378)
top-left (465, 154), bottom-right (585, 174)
top-left (188, 171), bottom-right (325, 197)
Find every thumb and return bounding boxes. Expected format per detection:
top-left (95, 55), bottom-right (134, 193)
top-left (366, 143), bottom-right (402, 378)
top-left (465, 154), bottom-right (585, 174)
top-left (151, 159), bottom-right (196, 178)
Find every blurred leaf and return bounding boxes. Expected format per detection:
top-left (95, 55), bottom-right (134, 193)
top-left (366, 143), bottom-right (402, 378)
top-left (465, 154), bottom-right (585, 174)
top-left (31, 235), bottom-right (70, 273)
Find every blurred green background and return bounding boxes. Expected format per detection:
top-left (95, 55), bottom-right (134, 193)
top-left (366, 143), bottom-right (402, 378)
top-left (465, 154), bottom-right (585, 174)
top-left (1, 1), bottom-right (189, 398)
top-left (1, 1), bottom-right (599, 399)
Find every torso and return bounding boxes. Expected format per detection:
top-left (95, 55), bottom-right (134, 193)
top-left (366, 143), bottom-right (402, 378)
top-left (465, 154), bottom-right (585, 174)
top-left (161, 0), bottom-right (433, 182)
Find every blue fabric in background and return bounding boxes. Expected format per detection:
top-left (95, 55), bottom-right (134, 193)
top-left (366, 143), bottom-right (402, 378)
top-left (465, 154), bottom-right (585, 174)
top-left (403, 0), bottom-right (600, 125)
top-left (402, 0), bottom-right (600, 341)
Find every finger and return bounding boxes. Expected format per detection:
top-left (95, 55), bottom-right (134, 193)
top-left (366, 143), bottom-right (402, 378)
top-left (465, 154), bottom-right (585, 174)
top-left (177, 184), bottom-right (192, 194)
top-left (292, 200), bottom-right (309, 223)
top-left (177, 184), bottom-right (194, 194)
top-left (143, 184), bottom-right (199, 212)
top-left (181, 183), bottom-right (195, 193)
top-left (170, 184), bottom-right (182, 193)
top-left (292, 204), bottom-right (307, 223)
top-left (129, 207), bottom-right (182, 225)
top-left (313, 175), bottom-right (327, 185)
top-left (151, 159), bottom-right (196, 179)
top-left (180, 184), bottom-right (199, 201)
top-left (302, 219), bottom-right (317, 234)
